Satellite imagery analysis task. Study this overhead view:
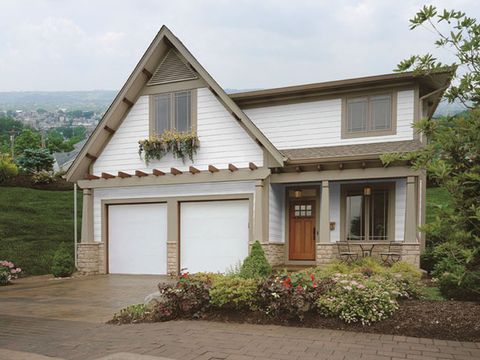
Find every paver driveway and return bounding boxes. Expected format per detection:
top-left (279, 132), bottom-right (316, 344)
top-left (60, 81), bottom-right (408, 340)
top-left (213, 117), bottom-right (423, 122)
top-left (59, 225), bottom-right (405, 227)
top-left (0, 275), bottom-right (478, 360)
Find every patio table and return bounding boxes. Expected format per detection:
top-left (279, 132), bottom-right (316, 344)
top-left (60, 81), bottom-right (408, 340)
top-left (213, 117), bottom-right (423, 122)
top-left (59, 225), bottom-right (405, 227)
top-left (348, 241), bottom-right (390, 258)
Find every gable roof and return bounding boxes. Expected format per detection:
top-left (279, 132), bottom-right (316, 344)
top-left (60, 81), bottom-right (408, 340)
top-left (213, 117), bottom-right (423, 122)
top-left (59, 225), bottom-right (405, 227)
top-left (65, 26), bottom-right (286, 182)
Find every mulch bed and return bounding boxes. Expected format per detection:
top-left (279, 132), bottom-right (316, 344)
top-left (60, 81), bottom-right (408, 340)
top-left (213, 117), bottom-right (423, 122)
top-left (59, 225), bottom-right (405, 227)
top-left (200, 300), bottom-right (480, 342)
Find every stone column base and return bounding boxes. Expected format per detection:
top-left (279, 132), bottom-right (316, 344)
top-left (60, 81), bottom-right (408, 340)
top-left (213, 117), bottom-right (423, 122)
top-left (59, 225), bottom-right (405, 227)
top-left (316, 243), bottom-right (421, 267)
top-left (77, 243), bottom-right (105, 275)
top-left (167, 242), bottom-right (178, 275)
top-left (261, 243), bottom-right (285, 267)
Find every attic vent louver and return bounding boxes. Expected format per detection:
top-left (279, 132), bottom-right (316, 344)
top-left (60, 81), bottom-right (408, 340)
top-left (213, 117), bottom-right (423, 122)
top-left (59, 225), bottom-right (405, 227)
top-left (147, 49), bottom-right (198, 86)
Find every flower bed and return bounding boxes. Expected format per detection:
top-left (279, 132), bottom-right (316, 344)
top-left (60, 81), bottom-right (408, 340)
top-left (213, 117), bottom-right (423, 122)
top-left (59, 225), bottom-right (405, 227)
top-left (110, 258), bottom-right (423, 326)
top-left (0, 260), bottom-right (22, 285)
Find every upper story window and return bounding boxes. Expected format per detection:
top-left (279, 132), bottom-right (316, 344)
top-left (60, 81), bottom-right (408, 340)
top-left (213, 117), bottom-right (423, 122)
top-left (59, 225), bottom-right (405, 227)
top-left (150, 90), bottom-right (196, 135)
top-left (342, 92), bottom-right (396, 138)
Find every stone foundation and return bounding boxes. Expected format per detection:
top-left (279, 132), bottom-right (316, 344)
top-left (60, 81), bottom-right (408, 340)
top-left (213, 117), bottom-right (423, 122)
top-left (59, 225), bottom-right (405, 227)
top-left (261, 243), bottom-right (285, 266)
top-left (167, 242), bottom-right (178, 275)
top-left (316, 243), bottom-right (421, 267)
top-left (77, 242), bottom-right (105, 275)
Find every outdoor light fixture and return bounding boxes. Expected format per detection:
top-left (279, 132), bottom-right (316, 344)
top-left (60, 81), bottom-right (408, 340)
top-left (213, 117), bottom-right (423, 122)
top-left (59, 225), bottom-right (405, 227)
top-left (363, 186), bottom-right (372, 196)
top-left (294, 190), bottom-right (302, 198)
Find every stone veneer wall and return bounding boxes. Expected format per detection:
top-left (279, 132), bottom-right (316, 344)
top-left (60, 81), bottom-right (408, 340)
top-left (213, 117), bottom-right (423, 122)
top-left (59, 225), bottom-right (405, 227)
top-left (316, 243), bottom-right (420, 267)
top-left (261, 243), bottom-right (285, 266)
top-left (167, 242), bottom-right (178, 275)
top-left (77, 243), bottom-right (105, 275)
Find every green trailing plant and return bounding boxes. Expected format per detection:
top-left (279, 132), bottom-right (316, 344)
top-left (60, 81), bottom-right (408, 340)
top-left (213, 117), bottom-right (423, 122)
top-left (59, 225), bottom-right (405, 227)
top-left (138, 130), bottom-right (199, 164)
top-left (239, 241), bottom-right (272, 279)
top-left (51, 243), bottom-right (75, 277)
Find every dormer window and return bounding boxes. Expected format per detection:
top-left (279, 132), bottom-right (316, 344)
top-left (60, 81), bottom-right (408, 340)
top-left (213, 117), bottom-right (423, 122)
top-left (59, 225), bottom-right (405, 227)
top-left (342, 92), bottom-right (396, 138)
top-left (150, 90), bottom-right (196, 135)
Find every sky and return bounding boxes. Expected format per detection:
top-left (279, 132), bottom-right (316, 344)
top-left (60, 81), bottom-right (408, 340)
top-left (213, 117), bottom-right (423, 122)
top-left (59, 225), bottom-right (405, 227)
top-left (0, 0), bottom-right (478, 92)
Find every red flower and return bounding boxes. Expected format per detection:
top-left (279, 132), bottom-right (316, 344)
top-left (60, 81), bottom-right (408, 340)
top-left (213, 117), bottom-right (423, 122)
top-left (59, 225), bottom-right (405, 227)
top-left (313, 283), bottom-right (317, 289)
top-left (310, 273), bottom-right (315, 281)
top-left (296, 285), bottom-right (303, 292)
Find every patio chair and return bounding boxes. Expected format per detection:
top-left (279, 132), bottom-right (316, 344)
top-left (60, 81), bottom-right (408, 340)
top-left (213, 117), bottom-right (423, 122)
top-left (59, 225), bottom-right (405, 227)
top-left (380, 241), bottom-right (402, 264)
top-left (337, 241), bottom-right (358, 263)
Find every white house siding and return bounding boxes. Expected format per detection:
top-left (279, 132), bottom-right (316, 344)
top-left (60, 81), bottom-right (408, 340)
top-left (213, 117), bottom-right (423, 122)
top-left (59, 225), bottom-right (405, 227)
top-left (92, 87), bottom-right (263, 175)
top-left (244, 90), bottom-right (415, 150)
top-left (269, 183), bottom-right (286, 243)
top-left (92, 181), bottom-right (255, 241)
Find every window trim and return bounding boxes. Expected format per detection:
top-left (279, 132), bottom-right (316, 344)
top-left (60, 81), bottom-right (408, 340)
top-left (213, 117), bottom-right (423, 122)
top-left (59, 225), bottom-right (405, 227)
top-left (341, 91), bottom-right (397, 139)
top-left (149, 88), bottom-right (197, 137)
top-left (340, 182), bottom-right (396, 242)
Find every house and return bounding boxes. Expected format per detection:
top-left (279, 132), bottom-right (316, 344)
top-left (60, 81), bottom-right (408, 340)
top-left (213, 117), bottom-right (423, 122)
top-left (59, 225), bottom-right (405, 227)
top-left (66, 26), bottom-right (452, 275)
top-left (53, 139), bottom-right (87, 172)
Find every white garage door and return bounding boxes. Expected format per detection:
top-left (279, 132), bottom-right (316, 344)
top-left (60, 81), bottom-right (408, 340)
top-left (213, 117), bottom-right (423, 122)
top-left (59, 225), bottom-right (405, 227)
top-left (108, 203), bottom-right (167, 274)
top-left (180, 200), bottom-right (249, 273)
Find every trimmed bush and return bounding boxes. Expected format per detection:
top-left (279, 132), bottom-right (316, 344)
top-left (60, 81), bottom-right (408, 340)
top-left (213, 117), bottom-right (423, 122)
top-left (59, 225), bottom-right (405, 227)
top-left (239, 241), bottom-right (272, 279)
top-left (316, 273), bottom-right (399, 325)
top-left (111, 304), bottom-right (150, 324)
top-left (0, 154), bottom-right (18, 183)
top-left (209, 276), bottom-right (258, 310)
top-left (51, 243), bottom-right (75, 277)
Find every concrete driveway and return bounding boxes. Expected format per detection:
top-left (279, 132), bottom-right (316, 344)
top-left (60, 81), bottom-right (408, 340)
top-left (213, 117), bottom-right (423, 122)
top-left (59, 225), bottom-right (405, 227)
top-left (0, 275), bottom-right (478, 360)
top-left (0, 274), bottom-right (167, 323)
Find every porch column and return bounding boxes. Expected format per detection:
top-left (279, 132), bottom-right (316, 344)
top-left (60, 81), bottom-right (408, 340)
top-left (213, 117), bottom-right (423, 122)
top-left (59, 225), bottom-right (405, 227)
top-left (80, 188), bottom-right (94, 243)
top-left (254, 180), bottom-right (266, 244)
top-left (405, 176), bottom-right (418, 243)
top-left (167, 199), bottom-right (179, 275)
top-left (319, 180), bottom-right (330, 243)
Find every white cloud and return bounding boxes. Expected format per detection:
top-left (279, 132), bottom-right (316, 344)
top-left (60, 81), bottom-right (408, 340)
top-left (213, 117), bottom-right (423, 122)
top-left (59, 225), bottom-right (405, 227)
top-left (0, 0), bottom-right (478, 91)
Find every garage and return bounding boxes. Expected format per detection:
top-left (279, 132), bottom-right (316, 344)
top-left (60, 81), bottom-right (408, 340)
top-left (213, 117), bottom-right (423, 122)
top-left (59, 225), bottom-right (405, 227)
top-left (108, 203), bottom-right (167, 274)
top-left (180, 200), bottom-right (250, 273)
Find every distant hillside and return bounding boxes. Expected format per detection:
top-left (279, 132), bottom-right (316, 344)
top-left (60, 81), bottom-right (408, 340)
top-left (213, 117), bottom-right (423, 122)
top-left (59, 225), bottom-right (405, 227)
top-left (0, 90), bottom-right (117, 112)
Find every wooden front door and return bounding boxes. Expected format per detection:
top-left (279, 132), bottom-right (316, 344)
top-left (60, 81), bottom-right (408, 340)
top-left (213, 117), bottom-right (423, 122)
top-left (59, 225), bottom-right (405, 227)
top-left (289, 200), bottom-right (316, 260)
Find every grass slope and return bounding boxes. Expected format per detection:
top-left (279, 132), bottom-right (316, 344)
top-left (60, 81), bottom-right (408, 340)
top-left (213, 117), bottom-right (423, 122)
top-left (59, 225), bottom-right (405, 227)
top-left (0, 187), bottom-right (82, 275)
top-left (425, 187), bottom-right (452, 224)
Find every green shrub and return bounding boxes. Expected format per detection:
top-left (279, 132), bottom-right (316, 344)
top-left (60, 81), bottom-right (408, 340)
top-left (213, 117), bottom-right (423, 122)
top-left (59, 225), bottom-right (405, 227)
top-left (420, 246), bottom-right (437, 273)
top-left (239, 241), bottom-right (272, 279)
top-left (209, 276), bottom-right (258, 310)
top-left (111, 304), bottom-right (150, 324)
top-left (16, 148), bottom-right (54, 173)
top-left (0, 154), bottom-right (18, 183)
top-left (51, 243), bottom-right (75, 277)
top-left (316, 273), bottom-right (399, 325)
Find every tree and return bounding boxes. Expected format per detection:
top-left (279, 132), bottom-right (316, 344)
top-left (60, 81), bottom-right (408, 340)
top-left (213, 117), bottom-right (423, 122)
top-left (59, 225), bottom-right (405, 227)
top-left (16, 148), bottom-right (54, 173)
top-left (396, 5), bottom-right (480, 108)
top-left (47, 129), bottom-right (73, 153)
top-left (0, 154), bottom-right (18, 183)
top-left (385, 5), bottom-right (480, 299)
top-left (14, 128), bottom-right (41, 155)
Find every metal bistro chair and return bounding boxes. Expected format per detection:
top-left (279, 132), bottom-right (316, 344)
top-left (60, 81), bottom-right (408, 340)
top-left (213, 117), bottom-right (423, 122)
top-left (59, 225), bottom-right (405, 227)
top-left (337, 241), bottom-right (358, 263)
top-left (380, 241), bottom-right (402, 265)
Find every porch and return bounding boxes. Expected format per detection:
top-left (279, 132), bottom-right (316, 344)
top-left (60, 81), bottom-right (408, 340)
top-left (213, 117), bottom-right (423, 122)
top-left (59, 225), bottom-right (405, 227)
top-left (259, 168), bottom-right (425, 267)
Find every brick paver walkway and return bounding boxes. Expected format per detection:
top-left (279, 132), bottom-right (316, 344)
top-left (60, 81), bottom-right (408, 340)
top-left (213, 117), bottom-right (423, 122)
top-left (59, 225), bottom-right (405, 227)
top-left (0, 275), bottom-right (478, 360)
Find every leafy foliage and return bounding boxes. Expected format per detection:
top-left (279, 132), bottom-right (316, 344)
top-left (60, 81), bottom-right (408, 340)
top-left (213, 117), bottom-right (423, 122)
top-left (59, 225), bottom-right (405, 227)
top-left (316, 273), bottom-right (399, 325)
top-left (14, 129), bottom-right (41, 155)
top-left (239, 241), bottom-right (272, 279)
top-left (51, 243), bottom-right (75, 277)
top-left (0, 260), bottom-right (22, 286)
top-left (138, 130), bottom-right (199, 164)
top-left (111, 304), bottom-right (150, 324)
top-left (396, 5), bottom-right (480, 107)
top-left (0, 154), bottom-right (18, 183)
top-left (209, 276), bottom-right (258, 310)
top-left (16, 148), bottom-right (54, 173)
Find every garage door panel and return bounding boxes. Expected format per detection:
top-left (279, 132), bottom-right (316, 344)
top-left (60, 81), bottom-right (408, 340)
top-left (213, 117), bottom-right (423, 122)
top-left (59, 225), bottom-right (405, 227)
top-left (181, 200), bottom-right (249, 273)
top-left (108, 203), bottom-right (167, 275)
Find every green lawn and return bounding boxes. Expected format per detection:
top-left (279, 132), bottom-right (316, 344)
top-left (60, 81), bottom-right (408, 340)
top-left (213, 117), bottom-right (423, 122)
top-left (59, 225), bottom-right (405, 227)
top-left (0, 187), bottom-right (82, 275)
top-left (426, 186), bottom-right (452, 225)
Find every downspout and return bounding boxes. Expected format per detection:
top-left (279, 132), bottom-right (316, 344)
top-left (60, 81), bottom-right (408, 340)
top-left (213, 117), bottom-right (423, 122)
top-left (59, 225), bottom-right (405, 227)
top-left (74, 183), bottom-right (78, 269)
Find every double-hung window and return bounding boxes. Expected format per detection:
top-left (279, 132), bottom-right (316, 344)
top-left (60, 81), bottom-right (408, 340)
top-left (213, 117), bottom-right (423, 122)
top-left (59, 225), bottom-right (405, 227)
top-left (151, 90), bottom-right (194, 135)
top-left (343, 92), bottom-right (396, 138)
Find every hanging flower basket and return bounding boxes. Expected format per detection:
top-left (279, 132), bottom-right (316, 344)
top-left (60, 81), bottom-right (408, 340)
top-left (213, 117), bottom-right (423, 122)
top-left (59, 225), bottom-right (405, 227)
top-left (138, 130), bottom-right (200, 165)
